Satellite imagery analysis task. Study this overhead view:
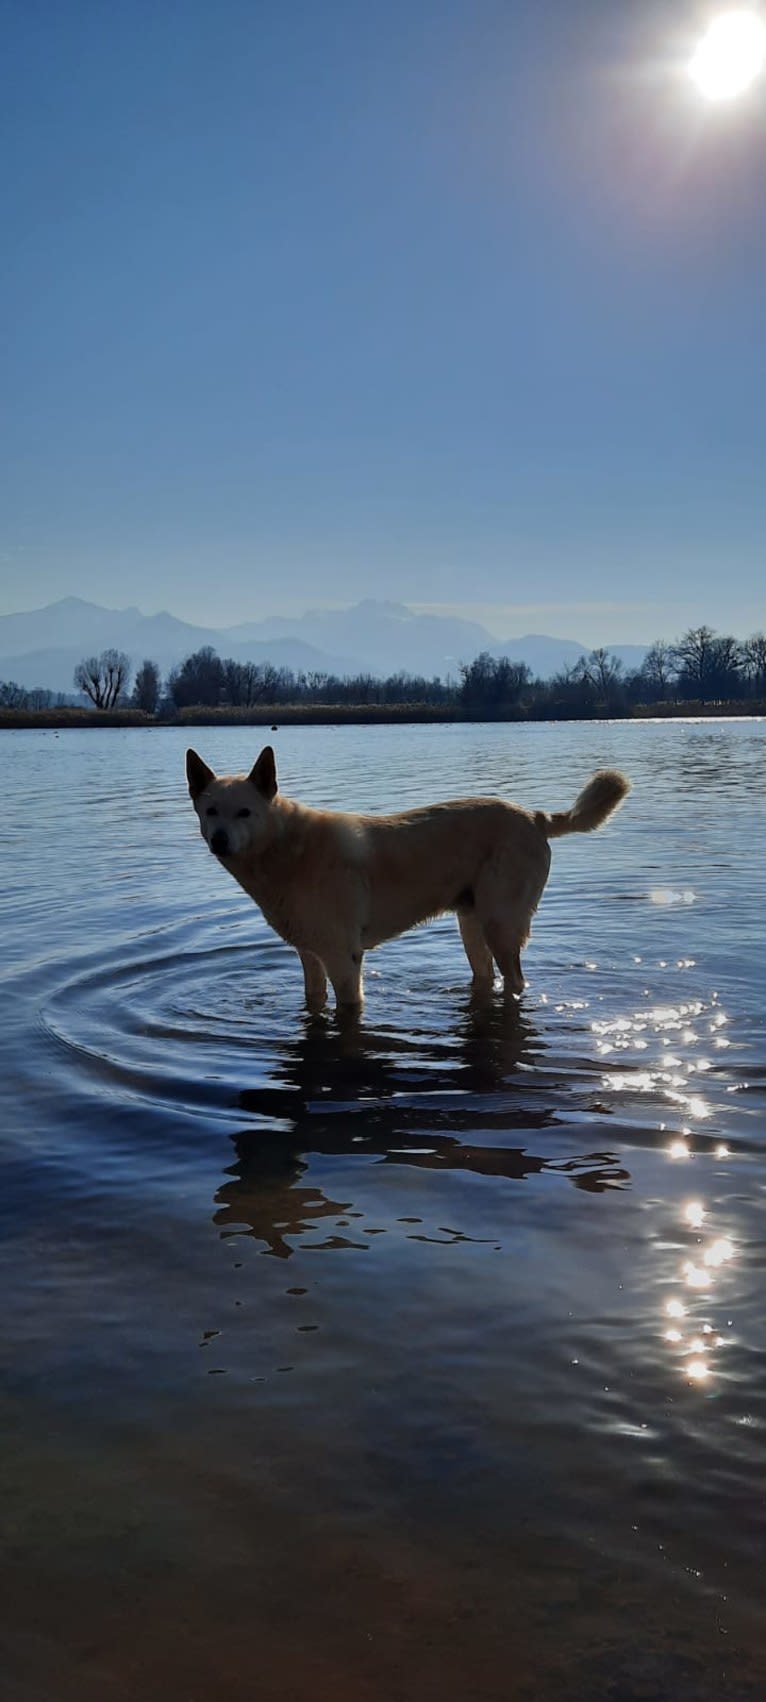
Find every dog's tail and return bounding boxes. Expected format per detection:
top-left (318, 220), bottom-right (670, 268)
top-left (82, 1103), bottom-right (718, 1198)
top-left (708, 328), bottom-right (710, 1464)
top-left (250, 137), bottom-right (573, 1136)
top-left (535, 769), bottom-right (630, 839)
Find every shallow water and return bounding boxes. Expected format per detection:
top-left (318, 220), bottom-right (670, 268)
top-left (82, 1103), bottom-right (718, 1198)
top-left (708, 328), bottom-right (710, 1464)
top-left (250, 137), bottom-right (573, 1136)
top-left (2, 719), bottom-right (765, 1700)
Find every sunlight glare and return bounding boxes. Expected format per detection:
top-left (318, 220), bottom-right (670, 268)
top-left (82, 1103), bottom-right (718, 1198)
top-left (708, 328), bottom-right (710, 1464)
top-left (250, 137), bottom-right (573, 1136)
top-left (703, 1236), bottom-right (735, 1267)
top-left (689, 10), bottom-right (766, 100)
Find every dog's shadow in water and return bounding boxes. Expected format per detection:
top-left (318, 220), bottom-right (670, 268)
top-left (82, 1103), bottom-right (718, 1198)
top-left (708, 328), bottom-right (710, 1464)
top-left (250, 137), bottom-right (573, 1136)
top-left (212, 998), bottom-right (629, 1259)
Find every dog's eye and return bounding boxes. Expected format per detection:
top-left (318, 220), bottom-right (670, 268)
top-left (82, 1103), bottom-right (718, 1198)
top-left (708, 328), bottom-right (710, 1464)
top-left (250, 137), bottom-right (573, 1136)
top-left (237, 808), bottom-right (251, 819)
top-left (205, 806), bottom-right (218, 818)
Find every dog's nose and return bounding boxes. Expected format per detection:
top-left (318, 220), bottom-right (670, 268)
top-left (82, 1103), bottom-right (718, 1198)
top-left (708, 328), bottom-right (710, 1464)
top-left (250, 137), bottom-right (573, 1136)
top-left (210, 829), bottom-right (229, 857)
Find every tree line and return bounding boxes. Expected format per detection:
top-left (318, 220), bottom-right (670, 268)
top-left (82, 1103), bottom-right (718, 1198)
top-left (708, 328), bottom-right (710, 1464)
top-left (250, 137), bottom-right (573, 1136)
top-left (1, 625), bottom-right (765, 717)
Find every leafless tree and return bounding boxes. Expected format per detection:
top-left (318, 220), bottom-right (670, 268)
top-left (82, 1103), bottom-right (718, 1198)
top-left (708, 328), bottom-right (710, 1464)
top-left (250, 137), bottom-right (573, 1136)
top-left (579, 648), bottom-right (623, 708)
top-left (74, 649), bottom-right (131, 709)
top-left (222, 659), bottom-right (272, 706)
top-left (670, 626), bottom-right (717, 692)
top-left (741, 632), bottom-right (766, 695)
top-left (0, 680), bottom-right (28, 708)
top-left (640, 640), bottom-right (675, 699)
top-left (671, 626), bottom-right (746, 701)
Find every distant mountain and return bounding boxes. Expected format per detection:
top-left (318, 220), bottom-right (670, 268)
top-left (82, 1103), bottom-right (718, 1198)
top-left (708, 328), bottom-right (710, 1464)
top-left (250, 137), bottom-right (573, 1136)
top-left (0, 597), bottom-right (222, 666)
top-left (0, 598), bottom-right (355, 692)
top-left (0, 595), bottom-right (648, 693)
top-left (221, 599), bottom-right (496, 679)
top-left (222, 601), bottom-right (646, 678)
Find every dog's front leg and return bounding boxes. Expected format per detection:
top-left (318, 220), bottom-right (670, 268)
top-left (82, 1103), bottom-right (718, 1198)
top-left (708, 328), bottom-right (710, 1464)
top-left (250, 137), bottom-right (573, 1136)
top-left (324, 949), bottom-right (364, 1011)
top-left (299, 950), bottom-right (328, 1013)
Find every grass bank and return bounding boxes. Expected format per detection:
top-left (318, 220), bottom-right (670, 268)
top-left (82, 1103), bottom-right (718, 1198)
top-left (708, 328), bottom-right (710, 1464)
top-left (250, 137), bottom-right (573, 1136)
top-left (0, 699), bottom-right (763, 730)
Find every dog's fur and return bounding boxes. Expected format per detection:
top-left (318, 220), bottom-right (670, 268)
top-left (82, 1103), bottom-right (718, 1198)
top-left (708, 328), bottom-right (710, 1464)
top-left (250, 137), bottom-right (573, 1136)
top-left (186, 746), bottom-right (629, 1011)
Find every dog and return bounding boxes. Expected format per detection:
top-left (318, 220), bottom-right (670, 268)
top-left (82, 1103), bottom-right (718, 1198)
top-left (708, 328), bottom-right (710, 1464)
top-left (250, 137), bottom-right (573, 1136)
top-left (186, 746), bottom-right (629, 1011)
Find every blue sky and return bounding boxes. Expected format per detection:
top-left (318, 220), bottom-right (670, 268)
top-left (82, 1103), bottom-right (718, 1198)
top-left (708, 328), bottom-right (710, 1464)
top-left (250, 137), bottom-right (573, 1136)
top-left (1, 0), bottom-right (764, 642)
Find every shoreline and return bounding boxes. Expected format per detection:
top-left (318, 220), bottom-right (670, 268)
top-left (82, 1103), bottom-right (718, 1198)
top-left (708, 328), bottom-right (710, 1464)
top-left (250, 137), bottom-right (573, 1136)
top-left (0, 700), bottom-right (764, 730)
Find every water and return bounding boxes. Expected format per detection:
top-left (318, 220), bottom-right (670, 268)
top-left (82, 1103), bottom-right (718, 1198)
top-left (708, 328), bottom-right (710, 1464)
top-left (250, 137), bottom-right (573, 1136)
top-left (2, 719), bottom-right (765, 1701)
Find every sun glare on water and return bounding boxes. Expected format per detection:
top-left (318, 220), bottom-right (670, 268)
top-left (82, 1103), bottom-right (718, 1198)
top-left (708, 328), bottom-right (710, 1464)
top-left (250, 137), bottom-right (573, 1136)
top-left (689, 9), bottom-right (766, 99)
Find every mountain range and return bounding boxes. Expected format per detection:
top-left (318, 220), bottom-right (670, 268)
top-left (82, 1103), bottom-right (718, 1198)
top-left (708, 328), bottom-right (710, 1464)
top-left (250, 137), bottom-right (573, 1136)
top-left (0, 596), bottom-right (648, 694)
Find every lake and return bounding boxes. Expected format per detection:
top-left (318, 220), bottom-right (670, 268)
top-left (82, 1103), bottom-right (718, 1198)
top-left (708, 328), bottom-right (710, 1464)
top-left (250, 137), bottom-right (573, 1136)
top-left (2, 719), bottom-right (765, 1701)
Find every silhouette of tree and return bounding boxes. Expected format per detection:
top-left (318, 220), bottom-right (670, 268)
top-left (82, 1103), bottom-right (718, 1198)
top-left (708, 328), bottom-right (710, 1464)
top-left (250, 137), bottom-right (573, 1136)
top-left (167, 647), bottom-right (224, 708)
top-left (74, 649), bottom-right (131, 708)
top-left (459, 653), bottom-right (530, 709)
top-left (132, 659), bottom-right (161, 714)
top-left (640, 640), bottom-right (676, 699)
top-left (582, 648), bottom-right (623, 708)
top-left (0, 680), bottom-right (28, 708)
top-left (671, 627), bottom-right (744, 702)
top-left (742, 632), bottom-right (766, 696)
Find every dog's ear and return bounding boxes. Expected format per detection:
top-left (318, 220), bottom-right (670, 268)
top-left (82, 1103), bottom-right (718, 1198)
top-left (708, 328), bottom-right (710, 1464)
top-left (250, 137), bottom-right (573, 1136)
top-left (186, 748), bottom-right (216, 799)
top-left (249, 745), bottom-right (277, 800)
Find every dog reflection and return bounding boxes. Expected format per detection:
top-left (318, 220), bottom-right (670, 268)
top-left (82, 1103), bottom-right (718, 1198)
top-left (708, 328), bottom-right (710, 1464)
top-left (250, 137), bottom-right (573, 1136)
top-left (211, 1000), bottom-right (629, 1258)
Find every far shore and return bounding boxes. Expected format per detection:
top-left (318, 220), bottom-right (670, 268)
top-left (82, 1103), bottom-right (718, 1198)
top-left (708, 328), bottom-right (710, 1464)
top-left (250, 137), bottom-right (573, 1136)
top-left (1, 700), bottom-right (764, 730)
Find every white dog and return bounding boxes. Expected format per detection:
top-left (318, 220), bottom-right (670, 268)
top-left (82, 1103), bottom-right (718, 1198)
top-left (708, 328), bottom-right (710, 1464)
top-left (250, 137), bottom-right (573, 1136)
top-left (187, 746), bottom-right (629, 1011)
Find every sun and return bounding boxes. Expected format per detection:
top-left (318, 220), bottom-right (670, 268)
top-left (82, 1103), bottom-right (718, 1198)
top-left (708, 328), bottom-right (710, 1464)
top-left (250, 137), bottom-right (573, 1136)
top-left (689, 9), bottom-right (766, 99)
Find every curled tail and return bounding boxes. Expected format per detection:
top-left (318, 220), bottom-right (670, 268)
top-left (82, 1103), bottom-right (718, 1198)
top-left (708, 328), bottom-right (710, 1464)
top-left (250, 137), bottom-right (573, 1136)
top-left (535, 769), bottom-right (630, 839)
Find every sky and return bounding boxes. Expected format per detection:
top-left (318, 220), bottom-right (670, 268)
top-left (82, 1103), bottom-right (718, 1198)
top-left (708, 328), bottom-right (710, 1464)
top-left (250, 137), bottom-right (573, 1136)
top-left (1, 0), bottom-right (765, 644)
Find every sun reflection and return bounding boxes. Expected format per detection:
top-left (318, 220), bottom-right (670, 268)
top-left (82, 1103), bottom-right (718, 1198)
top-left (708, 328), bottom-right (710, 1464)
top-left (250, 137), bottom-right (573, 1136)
top-left (704, 1237), bottom-right (734, 1267)
top-left (594, 989), bottom-right (738, 1392)
top-left (597, 998), bottom-right (726, 1131)
top-left (661, 1183), bottom-right (739, 1386)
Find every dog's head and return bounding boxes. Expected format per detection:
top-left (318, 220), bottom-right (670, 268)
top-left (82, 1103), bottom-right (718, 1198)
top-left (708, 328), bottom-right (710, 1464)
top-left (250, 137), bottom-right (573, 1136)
top-left (186, 746), bottom-right (278, 861)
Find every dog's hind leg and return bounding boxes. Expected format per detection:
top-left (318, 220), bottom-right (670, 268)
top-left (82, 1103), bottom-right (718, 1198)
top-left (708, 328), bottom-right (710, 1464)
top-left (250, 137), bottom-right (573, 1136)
top-left (324, 949), bottom-right (364, 1011)
top-left (476, 854), bottom-right (549, 1000)
top-left (481, 921), bottom-right (526, 997)
top-left (300, 950), bottom-right (328, 1013)
top-left (457, 910), bottom-right (495, 993)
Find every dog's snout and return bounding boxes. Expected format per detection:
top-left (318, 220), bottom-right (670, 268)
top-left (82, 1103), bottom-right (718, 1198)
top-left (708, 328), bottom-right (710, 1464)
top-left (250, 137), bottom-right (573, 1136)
top-left (210, 828), bottom-right (229, 857)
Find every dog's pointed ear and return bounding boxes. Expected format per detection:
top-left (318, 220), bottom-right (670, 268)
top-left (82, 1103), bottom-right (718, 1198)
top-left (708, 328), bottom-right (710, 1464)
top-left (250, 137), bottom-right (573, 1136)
top-left (186, 748), bottom-right (216, 799)
top-left (249, 745), bottom-right (277, 800)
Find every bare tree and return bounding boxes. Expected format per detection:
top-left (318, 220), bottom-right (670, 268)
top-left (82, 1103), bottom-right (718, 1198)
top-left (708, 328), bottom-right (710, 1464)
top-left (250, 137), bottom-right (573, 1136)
top-left (741, 633), bottom-right (766, 695)
top-left (459, 652), bottom-right (530, 708)
top-left (640, 640), bottom-right (675, 699)
top-left (671, 626), bottom-right (746, 701)
top-left (222, 659), bottom-right (271, 707)
top-left (671, 626), bottom-right (717, 696)
top-left (74, 649), bottom-right (131, 709)
top-left (0, 680), bottom-right (28, 707)
top-left (580, 648), bottom-right (623, 708)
